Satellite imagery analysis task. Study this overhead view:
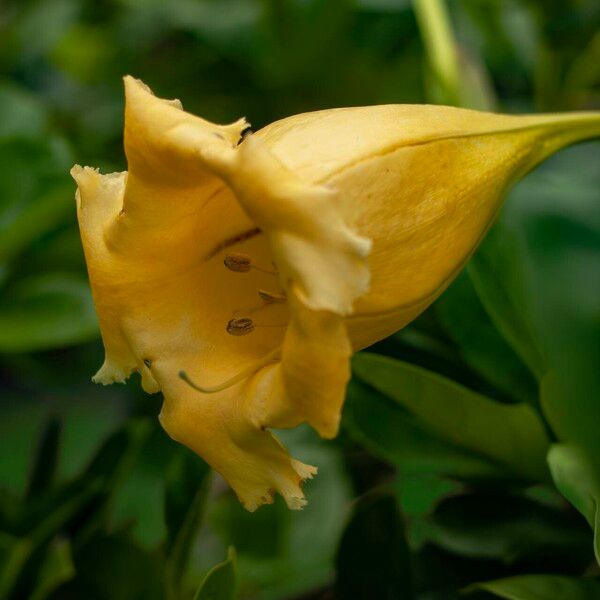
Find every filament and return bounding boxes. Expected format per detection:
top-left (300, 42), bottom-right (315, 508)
top-left (251, 263), bottom-right (277, 275)
top-left (226, 317), bottom-right (287, 333)
top-left (258, 290), bottom-right (286, 303)
top-left (233, 289), bottom-right (288, 316)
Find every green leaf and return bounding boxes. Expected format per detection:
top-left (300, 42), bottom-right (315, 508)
top-left (0, 83), bottom-right (47, 141)
top-left (0, 137), bottom-right (72, 249)
top-left (352, 353), bottom-right (551, 482)
top-left (6, 0), bottom-right (79, 63)
top-left (86, 421), bottom-right (151, 482)
top-left (467, 220), bottom-right (546, 380)
top-left (0, 489), bottom-right (20, 532)
top-left (258, 425), bottom-right (353, 597)
top-left (194, 547), bottom-right (237, 600)
top-left (206, 425), bottom-right (352, 600)
top-left (50, 25), bottom-right (115, 83)
top-left (393, 472), bottom-right (461, 549)
top-left (164, 451), bottom-right (211, 552)
top-left (335, 490), bottom-right (413, 600)
top-left (465, 574), bottom-right (600, 599)
top-left (0, 533), bottom-right (30, 600)
top-left (503, 150), bottom-right (600, 461)
top-left (356, 0), bottom-right (412, 12)
top-left (71, 420), bottom-right (151, 546)
top-left (211, 494), bottom-right (290, 559)
top-left (393, 473), bottom-right (459, 519)
top-left (26, 418), bottom-right (62, 500)
top-left (344, 380), bottom-right (506, 479)
top-left (0, 183), bottom-right (74, 266)
top-left (28, 480), bottom-right (102, 549)
top-left (1, 542), bottom-right (38, 600)
top-left (51, 534), bottom-right (163, 600)
top-left (29, 538), bottom-right (74, 600)
top-left (528, 211), bottom-right (600, 460)
top-left (164, 451), bottom-right (212, 599)
top-left (425, 491), bottom-right (592, 565)
top-left (109, 425), bottom-right (174, 548)
top-left (0, 481), bottom-right (100, 600)
top-left (547, 444), bottom-right (600, 564)
top-left (0, 273), bottom-right (98, 352)
top-left (18, 228), bottom-right (86, 275)
top-left (436, 270), bottom-right (537, 404)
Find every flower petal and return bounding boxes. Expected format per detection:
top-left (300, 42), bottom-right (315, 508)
top-left (121, 77), bottom-right (372, 318)
top-left (73, 164), bottom-right (318, 510)
top-left (72, 166), bottom-right (141, 385)
top-left (203, 134), bottom-right (372, 316)
top-left (157, 369), bottom-right (317, 511)
top-left (245, 291), bottom-right (352, 439)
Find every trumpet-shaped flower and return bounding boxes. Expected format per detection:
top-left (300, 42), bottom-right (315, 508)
top-left (72, 77), bottom-right (599, 510)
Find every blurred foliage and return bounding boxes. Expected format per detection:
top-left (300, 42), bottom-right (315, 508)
top-left (0, 0), bottom-right (599, 598)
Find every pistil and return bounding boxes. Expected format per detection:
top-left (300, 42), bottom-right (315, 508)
top-left (178, 348), bottom-right (280, 394)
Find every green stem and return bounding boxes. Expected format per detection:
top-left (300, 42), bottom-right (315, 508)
top-left (412, 0), bottom-right (461, 106)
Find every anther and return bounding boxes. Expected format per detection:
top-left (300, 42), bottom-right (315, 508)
top-left (224, 253), bottom-right (277, 275)
top-left (227, 318), bottom-right (255, 336)
top-left (224, 252), bottom-right (252, 272)
top-left (258, 289), bottom-right (287, 304)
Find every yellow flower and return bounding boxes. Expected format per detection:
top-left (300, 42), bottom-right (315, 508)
top-left (72, 77), bottom-right (599, 510)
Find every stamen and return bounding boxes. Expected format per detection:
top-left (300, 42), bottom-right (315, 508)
top-left (233, 289), bottom-right (288, 316)
top-left (227, 318), bottom-right (255, 335)
top-left (224, 252), bottom-right (277, 275)
top-left (224, 252), bottom-right (251, 272)
top-left (179, 348), bottom-right (280, 394)
top-left (258, 289), bottom-right (287, 304)
top-left (226, 316), bottom-right (288, 332)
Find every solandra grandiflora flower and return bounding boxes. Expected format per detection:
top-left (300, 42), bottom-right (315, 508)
top-left (72, 77), bottom-right (599, 510)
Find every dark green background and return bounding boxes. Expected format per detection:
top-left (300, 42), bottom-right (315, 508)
top-left (0, 1), bottom-right (599, 599)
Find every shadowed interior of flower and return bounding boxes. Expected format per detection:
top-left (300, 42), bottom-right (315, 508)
top-left (73, 76), bottom-right (600, 510)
